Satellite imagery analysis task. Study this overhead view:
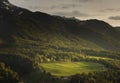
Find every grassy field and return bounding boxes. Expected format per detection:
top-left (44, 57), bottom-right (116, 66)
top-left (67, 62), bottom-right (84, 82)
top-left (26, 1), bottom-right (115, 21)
top-left (39, 62), bottom-right (106, 76)
top-left (87, 56), bottom-right (113, 60)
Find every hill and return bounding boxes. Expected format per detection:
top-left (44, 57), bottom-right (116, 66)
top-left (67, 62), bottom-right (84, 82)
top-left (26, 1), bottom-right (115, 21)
top-left (116, 27), bottom-right (120, 31)
top-left (0, 0), bottom-right (120, 83)
top-left (0, 0), bottom-right (120, 51)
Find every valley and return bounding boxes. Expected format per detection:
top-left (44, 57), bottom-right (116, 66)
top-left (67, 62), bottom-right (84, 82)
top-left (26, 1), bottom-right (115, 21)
top-left (0, 0), bottom-right (120, 83)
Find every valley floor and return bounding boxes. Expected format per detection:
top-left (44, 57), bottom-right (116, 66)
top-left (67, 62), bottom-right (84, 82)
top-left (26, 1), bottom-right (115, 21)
top-left (39, 62), bottom-right (106, 76)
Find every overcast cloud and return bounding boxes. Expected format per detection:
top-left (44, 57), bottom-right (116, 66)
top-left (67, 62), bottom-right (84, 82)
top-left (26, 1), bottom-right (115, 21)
top-left (109, 16), bottom-right (120, 20)
top-left (9, 0), bottom-right (120, 26)
top-left (53, 10), bottom-right (90, 17)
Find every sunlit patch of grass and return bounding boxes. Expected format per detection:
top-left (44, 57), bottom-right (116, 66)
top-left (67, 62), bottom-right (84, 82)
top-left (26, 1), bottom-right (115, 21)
top-left (39, 62), bottom-right (106, 76)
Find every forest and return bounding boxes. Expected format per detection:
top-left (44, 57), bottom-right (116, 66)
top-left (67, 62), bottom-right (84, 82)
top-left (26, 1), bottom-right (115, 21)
top-left (0, 0), bottom-right (120, 83)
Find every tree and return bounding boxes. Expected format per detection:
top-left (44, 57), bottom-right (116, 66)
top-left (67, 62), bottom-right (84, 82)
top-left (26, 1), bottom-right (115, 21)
top-left (0, 62), bottom-right (19, 83)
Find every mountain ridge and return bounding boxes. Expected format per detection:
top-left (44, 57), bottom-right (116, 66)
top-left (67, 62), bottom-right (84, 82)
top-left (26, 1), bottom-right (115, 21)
top-left (0, 0), bottom-right (120, 83)
top-left (0, 0), bottom-right (120, 51)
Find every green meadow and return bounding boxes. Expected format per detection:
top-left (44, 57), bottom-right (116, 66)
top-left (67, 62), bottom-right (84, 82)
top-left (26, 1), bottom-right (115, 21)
top-left (39, 62), bottom-right (106, 76)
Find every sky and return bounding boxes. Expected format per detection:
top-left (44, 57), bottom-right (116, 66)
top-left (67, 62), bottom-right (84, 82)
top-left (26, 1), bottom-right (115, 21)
top-left (9, 0), bottom-right (120, 26)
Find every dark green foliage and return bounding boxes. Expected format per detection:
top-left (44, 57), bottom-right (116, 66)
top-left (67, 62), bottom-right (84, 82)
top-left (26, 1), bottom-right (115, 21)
top-left (0, 0), bottom-right (120, 83)
top-left (81, 49), bottom-right (120, 59)
top-left (69, 70), bottom-right (120, 83)
top-left (0, 54), bottom-right (34, 76)
top-left (0, 62), bottom-right (19, 83)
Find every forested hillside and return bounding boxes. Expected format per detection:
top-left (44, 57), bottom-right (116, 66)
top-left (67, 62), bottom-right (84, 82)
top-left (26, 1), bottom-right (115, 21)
top-left (0, 0), bottom-right (120, 83)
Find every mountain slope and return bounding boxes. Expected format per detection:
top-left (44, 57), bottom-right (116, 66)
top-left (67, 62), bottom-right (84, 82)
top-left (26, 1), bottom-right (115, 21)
top-left (0, 0), bottom-right (120, 63)
top-left (0, 0), bottom-right (120, 82)
top-left (0, 8), bottom-right (120, 51)
top-left (116, 27), bottom-right (120, 31)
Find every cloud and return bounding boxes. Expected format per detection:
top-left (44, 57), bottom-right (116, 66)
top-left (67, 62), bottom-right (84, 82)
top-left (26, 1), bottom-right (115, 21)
top-left (74, 0), bottom-right (95, 2)
top-left (50, 4), bottom-right (81, 10)
top-left (100, 8), bottom-right (120, 12)
top-left (109, 16), bottom-right (120, 20)
top-left (28, 6), bottom-right (41, 10)
top-left (9, 0), bottom-right (25, 4)
top-left (53, 10), bottom-right (90, 17)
